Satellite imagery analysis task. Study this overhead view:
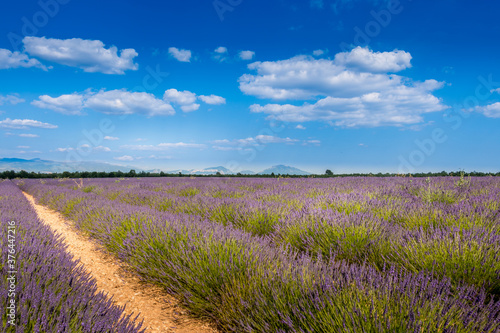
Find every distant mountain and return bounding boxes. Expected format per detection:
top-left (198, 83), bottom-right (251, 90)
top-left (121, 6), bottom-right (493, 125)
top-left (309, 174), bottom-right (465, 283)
top-left (0, 158), bottom-right (140, 173)
top-left (0, 159), bottom-right (311, 176)
top-left (257, 165), bottom-right (310, 175)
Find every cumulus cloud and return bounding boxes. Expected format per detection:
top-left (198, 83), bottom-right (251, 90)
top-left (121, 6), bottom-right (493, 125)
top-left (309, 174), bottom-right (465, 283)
top-left (334, 47), bottom-right (412, 73)
top-left (215, 46), bottom-right (228, 54)
top-left (0, 118), bottom-right (57, 129)
top-left (121, 142), bottom-right (206, 151)
top-left (239, 50), bottom-right (255, 60)
top-left (104, 136), bottom-right (119, 141)
top-left (23, 37), bottom-right (138, 74)
top-left (475, 102), bottom-right (500, 118)
top-left (85, 90), bottom-right (174, 116)
top-left (198, 94), bottom-right (226, 105)
top-left (163, 89), bottom-right (226, 111)
top-left (168, 47), bottom-right (192, 62)
top-left (33, 89), bottom-right (226, 116)
top-left (32, 90), bottom-right (175, 117)
top-left (19, 133), bottom-right (39, 138)
top-left (296, 124), bottom-right (306, 129)
top-left (163, 89), bottom-right (199, 112)
top-left (32, 93), bottom-right (84, 115)
top-left (239, 48), bottom-right (447, 127)
top-left (0, 49), bottom-right (47, 70)
top-left (0, 94), bottom-right (25, 105)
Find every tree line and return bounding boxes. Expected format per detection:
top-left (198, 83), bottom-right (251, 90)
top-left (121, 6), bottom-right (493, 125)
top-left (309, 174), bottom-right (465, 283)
top-left (0, 169), bottom-right (499, 179)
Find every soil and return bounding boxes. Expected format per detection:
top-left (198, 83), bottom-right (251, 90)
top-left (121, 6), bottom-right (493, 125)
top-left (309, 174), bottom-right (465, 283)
top-left (23, 192), bottom-right (219, 333)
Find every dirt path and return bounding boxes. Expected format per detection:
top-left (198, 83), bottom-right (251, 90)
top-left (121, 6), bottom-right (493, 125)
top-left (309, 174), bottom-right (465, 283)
top-left (23, 192), bottom-right (218, 333)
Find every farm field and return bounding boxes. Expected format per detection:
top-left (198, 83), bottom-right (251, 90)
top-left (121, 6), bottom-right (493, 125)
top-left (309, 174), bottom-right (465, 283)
top-left (3, 176), bottom-right (500, 332)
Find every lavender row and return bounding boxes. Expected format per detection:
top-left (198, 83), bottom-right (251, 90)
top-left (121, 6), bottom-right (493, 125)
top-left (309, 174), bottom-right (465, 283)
top-left (18, 179), bottom-right (500, 332)
top-left (50, 177), bottom-right (500, 295)
top-left (0, 180), bottom-right (144, 333)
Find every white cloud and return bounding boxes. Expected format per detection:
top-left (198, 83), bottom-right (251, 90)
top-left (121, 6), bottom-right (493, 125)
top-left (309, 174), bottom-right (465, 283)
top-left (312, 49), bottom-right (326, 57)
top-left (237, 135), bottom-right (298, 146)
top-left (181, 104), bottom-right (200, 112)
top-left (334, 47), bottom-right (412, 73)
top-left (490, 88), bottom-right (500, 94)
top-left (168, 47), bottom-right (192, 62)
top-left (240, 49), bottom-right (446, 127)
top-left (296, 124), bottom-right (306, 129)
top-left (475, 102), bottom-right (500, 118)
top-left (163, 88), bottom-right (199, 112)
top-left (0, 49), bottom-right (47, 70)
top-left (213, 47), bottom-right (228, 62)
top-left (17, 146), bottom-right (30, 149)
top-left (56, 147), bottom-right (74, 152)
top-left (158, 142), bottom-right (205, 148)
top-left (114, 155), bottom-right (134, 161)
top-left (239, 50), bottom-right (255, 60)
top-left (214, 135), bottom-right (299, 147)
top-left (33, 89), bottom-right (225, 116)
top-left (215, 46), bottom-right (228, 54)
top-left (121, 142), bottom-right (206, 151)
top-left (212, 146), bottom-right (247, 151)
top-left (85, 90), bottom-right (175, 116)
top-left (240, 56), bottom-right (395, 100)
top-left (80, 144), bottom-right (90, 148)
top-left (0, 94), bottom-right (25, 105)
top-left (104, 136), bottom-right (119, 141)
top-left (212, 139), bottom-right (230, 144)
top-left (32, 93), bottom-right (84, 115)
top-left (19, 133), bottom-right (39, 138)
top-left (198, 94), bottom-right (226, 105)
top-left (163, 88), bottom-right (196, 104)
top-left (53, 89), bottom-right (174, 117)
top-left (23, 37), bottom-right (138, 74)
top-left (94, 146), bottom-right (111, 152)
top-left (0, 118), bottom-right (58, 129)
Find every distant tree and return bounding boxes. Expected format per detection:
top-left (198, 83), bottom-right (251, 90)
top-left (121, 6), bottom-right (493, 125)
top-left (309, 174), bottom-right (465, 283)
top-left (216, 171), bottom-right (222, 176)
top-left (128, 169), bottom-right (136, 177)
top-left (325, 169), bottom-right (334, 176)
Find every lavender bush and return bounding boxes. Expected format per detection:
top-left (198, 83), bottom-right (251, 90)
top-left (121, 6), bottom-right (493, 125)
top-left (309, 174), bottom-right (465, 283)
top-left (0, 180), bottom-right (144, 333)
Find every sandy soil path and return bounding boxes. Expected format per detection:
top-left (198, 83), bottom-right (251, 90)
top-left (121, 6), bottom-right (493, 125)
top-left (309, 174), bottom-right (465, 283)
top-left (23, 192), bottom-right (218, 333)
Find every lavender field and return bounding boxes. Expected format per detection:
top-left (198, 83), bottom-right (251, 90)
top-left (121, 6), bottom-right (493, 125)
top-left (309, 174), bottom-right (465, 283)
top-left (7, 176), bottom-right (500, 332)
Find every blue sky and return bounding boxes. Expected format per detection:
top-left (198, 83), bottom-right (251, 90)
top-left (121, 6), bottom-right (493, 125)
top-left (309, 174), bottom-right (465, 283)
top-left (1, 0), bottom-right (499, 173)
